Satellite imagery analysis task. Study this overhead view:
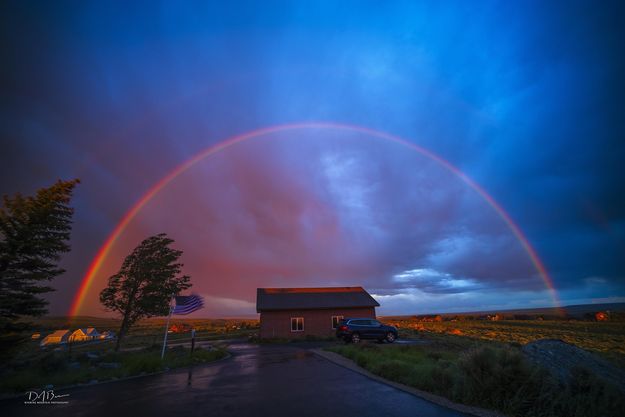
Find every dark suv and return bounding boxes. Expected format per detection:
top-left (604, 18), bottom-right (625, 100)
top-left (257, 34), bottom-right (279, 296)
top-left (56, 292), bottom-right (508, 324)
top-left (336, 318), bottom-right (398, 344)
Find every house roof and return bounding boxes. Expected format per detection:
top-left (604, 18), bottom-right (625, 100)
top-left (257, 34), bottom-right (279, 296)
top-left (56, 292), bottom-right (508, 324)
top-left (256, 287), bottom-right (380, 312)
top-left (46, 330), bottom-right (70, 338)
top-left (84, 328), bottom-right (99, 335)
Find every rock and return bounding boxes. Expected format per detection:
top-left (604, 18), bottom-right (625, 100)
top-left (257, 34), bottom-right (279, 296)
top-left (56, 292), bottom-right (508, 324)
top-left (523, 339), bottom-right (625, 392)
top-left (88, 379), bottom-right (98, 384)
top-left (68, 362), bottom-right (81, 369)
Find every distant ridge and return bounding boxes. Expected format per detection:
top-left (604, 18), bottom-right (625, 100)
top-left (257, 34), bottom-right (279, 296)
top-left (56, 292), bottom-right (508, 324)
top-left (383, 302), bottom-right (625, 319)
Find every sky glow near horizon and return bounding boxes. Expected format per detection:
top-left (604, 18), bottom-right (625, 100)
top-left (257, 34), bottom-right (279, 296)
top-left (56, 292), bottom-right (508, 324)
top-left (1, 1), bottom-right (624, 316)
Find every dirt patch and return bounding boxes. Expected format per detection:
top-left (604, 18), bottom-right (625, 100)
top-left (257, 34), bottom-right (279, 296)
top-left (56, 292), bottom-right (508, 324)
top-left (522, 339), bottom-right (625, 392)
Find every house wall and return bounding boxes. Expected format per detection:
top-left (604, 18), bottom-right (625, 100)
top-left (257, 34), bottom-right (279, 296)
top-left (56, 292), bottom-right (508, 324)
top-left (69, 330), bottom-right (95, 342)
top-left (259, 307), bottom-right (376, 339)
top-left (69, 335), bottom-right (92, 342)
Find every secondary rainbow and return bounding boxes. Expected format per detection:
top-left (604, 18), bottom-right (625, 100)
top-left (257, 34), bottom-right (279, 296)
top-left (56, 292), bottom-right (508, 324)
top-left (69, 122), bottom-right (561, 316)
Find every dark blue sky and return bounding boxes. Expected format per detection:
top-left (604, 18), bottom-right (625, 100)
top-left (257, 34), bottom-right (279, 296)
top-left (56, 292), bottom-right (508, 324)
top-left (1, 1), bottom-right (623, 316)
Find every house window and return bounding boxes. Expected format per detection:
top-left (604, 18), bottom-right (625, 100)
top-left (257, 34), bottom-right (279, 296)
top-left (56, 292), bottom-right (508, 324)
top-left (331, 316), bottom-right (344, 329)
top-left (290, 317), bottom-right (304, 332)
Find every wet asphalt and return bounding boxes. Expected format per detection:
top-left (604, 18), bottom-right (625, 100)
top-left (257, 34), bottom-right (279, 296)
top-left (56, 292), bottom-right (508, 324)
top-left (1, 342), bottom-right (468, 417)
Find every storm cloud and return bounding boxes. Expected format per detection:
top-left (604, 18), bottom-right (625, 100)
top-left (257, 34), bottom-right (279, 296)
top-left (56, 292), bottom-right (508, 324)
top-left (1, 1), bottom-right (623, 316)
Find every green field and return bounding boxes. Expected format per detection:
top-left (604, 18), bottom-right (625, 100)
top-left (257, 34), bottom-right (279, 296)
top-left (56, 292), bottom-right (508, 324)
top-left (385, 318), bottom-right (625, 363)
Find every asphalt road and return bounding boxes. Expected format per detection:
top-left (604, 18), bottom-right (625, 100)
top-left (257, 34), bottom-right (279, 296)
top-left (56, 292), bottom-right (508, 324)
top-left (1, 342), bottom-right (468, 417)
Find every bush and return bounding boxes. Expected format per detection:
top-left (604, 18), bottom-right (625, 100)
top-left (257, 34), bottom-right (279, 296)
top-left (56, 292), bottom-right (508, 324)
top-left (556, 366), bottom-right (625, 417)
top-left (427, 363), bottom-right (455, 395)
top-left (456, 346), bottom-right (532, 410)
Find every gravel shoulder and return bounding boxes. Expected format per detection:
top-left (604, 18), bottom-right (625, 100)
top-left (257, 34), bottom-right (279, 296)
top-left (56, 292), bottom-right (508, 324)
top-left (522, 339), bottom-right (625, 392)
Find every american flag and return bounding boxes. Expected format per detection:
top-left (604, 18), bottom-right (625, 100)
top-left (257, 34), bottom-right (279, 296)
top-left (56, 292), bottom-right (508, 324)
top-left (172, 294), bottom-right (204, 315)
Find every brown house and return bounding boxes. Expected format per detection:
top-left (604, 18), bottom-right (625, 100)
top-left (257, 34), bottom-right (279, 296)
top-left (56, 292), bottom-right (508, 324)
top-left (256, 287), bottom-right (380, 339)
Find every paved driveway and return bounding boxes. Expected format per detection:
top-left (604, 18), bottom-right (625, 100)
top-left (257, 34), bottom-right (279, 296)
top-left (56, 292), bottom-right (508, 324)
top-left (1, 342), bottom-right (468, 417)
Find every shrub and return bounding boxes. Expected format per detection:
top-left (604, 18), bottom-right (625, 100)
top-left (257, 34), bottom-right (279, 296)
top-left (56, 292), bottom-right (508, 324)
top-left (557, 366), bottom-right (625, 417)
top-left (455, 346), bottom-right (533, 411)
top-left (427, 363), bottom-right (456, 395)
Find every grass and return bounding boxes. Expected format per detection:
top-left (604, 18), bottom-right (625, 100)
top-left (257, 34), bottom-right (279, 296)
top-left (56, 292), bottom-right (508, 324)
top-left (328, 340), bottom-right (625, 417)
top-left (389, 319), bottom-right (625, 353)
top-left (388, 319), bottom-right (625, 366)
top-left (0, 345), bottom-right (227, 395)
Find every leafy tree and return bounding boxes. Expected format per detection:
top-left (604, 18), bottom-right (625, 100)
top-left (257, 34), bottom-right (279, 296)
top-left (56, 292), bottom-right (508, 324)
top-left (100, 233), bottom-right (191, 351)
top-left (0, 179), bottom-right (80, 321)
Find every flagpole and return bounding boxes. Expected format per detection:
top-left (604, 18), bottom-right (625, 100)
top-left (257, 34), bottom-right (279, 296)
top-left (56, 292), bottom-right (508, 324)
top-left (161, 293), bottom-right (174, 360)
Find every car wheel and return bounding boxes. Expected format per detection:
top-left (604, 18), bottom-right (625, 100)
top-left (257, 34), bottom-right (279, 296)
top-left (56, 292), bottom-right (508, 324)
top-left (385, 332), bottom-right (396, 343)
top-left (351, 333), bottom-right (361, 343)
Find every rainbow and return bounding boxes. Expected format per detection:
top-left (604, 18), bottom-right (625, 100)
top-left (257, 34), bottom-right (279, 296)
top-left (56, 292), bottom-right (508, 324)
top-left (69, 122), bottom-right (561, 316)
